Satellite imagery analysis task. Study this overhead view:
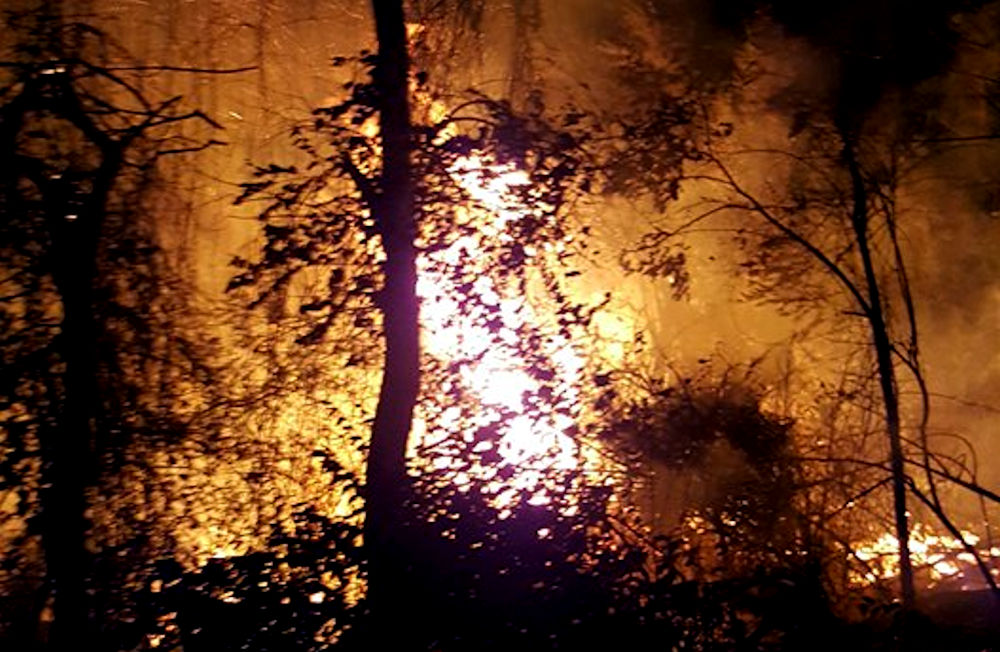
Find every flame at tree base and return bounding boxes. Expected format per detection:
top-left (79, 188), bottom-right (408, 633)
top-left (851, 524), bottom-right (1000, 591)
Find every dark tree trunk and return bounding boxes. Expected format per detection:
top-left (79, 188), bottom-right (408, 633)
top-left (41, 253), bottom-right (98, 651)
top-left (38, 133), bottom-right (120, 651)
top-left (2, 63), bottom-right (125, 646)
top-left (843, 140), bottom-right (916, 612)
top-left (364, 0), bottom-right (420, 643)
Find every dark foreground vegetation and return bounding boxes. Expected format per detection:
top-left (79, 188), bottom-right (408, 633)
top-left (88, 484), bottom-right (1000, 652)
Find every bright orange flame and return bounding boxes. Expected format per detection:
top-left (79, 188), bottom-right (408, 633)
top-left (851, 524), bottom-right (1000, 589)
top-left (414, 154), bottom-right (582, 486)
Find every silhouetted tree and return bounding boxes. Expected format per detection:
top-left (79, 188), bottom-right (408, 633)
top-left (615, 0), bottom-right (1000, 619)
top-left (361, 1), bottom-right (421, 639)
top-left (227, 5), bottom-right (711, 645)
top-left (623, 82), bottom-right (1000, 619)
top-left (0, 6), bottom-right (225, 646)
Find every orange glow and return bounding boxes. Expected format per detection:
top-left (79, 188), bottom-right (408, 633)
top-left (413, 154), bottom-right (583, 488)
top-left (851, 524), bottom-right (1000, 589)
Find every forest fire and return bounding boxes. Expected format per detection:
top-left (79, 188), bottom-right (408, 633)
top-left (6, 0), bottom-right (1000, 650)
top-left (851, 525), bottom-right (1000, 590)
top-left (413, 154), bottom-right (582, 480)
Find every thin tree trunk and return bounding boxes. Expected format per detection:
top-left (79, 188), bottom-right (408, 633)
top-left (364, 0), bottom-right (420, 643)
top-left (843, 140), bottom-right (916, 612)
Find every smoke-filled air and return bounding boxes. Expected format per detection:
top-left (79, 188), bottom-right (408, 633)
top-left (2, 0), bottom-right (1000, 650)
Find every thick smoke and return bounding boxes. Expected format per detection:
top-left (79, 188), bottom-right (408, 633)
top-left (513, 0), bottom-right (1000, 510)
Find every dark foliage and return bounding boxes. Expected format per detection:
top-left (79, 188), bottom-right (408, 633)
top-left (119, 506), bottom-right (365, 652)
top-left (106, 462), bottom-right (984, 651)
top-left (228, 53), bottom-right (602, 341)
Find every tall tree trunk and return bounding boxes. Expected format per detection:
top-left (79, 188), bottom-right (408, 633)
top-left (364, 0), bottom-right (420, 643)
top-left (1, 83), bottom-right (96, 649)
top-left (843, 140), bottom-right (916, 612)
top-left (42, 253), bottom-right (98, 651)
top-left (38, 132), bottom-right (120, 651)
